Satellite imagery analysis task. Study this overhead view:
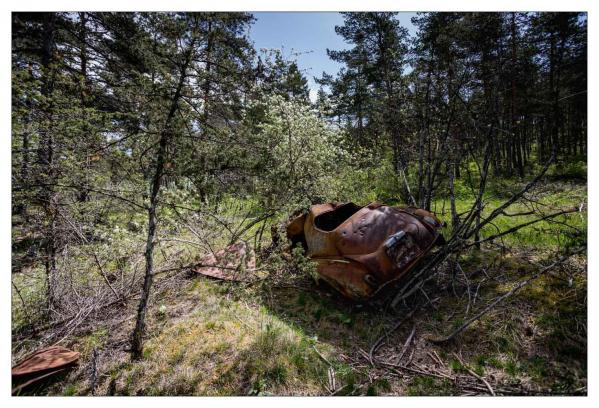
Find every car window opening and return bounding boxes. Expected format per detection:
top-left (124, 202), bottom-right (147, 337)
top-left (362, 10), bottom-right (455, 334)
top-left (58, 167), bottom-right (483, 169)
top-left (314, 202), bottom-right (362, 231)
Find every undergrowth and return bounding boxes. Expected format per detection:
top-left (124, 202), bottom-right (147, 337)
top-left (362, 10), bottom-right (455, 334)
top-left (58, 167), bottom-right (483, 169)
top-left (12, 176), bottom-right (586, 396)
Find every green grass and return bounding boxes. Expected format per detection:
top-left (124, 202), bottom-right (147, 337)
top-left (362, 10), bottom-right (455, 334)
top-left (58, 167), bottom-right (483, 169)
top-left (94, 279), bottom-right (337, 396)
top-left (431, 179), bottom-right (586, 249)
top-left (406, 376), bottom-right (455, 396)
top-left (12, 173), bottom-right (586, 396)
top-left (62, 384), bottom-right (78, 396)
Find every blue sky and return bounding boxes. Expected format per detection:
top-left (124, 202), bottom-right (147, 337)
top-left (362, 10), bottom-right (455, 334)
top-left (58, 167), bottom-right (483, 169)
top-left (249, 12), bottom-right (418, 101)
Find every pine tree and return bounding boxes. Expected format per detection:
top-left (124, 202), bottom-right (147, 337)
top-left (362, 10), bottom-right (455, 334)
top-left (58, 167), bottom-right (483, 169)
top-left (320, 12), bottom-right (412, 200)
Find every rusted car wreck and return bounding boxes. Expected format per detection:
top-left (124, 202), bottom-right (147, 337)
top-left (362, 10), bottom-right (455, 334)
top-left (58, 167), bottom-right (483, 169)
top-left (286, 202), bottom-right (444, 300)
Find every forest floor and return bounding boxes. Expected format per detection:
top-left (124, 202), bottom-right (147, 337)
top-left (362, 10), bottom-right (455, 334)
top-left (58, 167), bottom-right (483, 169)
top-left (11, 178), bottom-right (587, 396)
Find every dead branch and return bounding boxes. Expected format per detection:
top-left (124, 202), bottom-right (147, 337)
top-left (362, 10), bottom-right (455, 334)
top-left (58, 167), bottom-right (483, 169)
top-left (391, 147), bottom-right (562, 310)
top-left (429, 248), bottom-right (585, 344)
top-left (456, 262), bottom-right (472, 315)
top-left (92, 253), bottom-right (121, 301)
top-left (464, 150), bottom-right (556, 240)
top-left (465, 207), bottom-right (579, 248)
top-left (55, 205), bottom-right (122, 301)
top-left (453, 352), bottom-right (495, 396)
top-left (396, 324), bottom-right (416, 364)
top-left (369, 309), bottom-right (416, 365)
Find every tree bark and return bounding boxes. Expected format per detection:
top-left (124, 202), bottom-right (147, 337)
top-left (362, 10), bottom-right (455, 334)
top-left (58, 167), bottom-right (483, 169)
top-left (130, 40), bottom-right (195, 360)
top-left (39, 13), bottom-right (58, 312)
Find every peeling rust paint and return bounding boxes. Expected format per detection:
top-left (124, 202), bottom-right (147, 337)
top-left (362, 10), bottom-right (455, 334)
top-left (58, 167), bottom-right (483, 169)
top-left (286, 202), bottom-right (444, 300)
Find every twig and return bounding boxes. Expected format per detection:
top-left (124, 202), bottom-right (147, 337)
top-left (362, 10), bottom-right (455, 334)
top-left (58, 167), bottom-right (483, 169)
top-left (312, 345), bottom-right (332, 367)
top-left (429, 248), bottom-right (585, 344)
top-left (432, 350), bottom-right (446, 368)
top-left (12, 281), bottom-right (34, 329)
top-left (92, 253), bottom-right (121, 301)
top-left (369, 309), bottom-right (416, 365)
top-left (456, 262), bottom-right (472, 315)
top-left (453, 352), bottom-right (495, 396)
top-left (380, 361), bottom-right (450, 380)
top-left (327, 366), bottom-right (336, 394)
top-left (465, 207), bottom-right (578, 248)
top-left (396, 325), bottom-right (416, 364)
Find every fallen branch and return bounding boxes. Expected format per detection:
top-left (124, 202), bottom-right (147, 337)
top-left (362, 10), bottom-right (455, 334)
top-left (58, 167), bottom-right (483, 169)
top-left (429, 248), bottom-right (585, 344)
top-left (453, 352), bottom-right (495, 396)
top-left (92, 253), bottom-right (121, 301)
top-left (369, 310), bottom-right (416, 365)
top-left (396, 324), bottom-right (416, 364)
top-left (312, 344), bottom-right (333, 367)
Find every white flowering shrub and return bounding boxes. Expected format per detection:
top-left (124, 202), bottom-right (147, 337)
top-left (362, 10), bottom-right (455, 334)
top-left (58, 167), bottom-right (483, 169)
top-left (250, 95), bottom-right (342, 211)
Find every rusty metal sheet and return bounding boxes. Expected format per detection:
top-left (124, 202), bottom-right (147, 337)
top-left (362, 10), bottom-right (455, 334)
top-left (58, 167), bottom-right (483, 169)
top-left (12, 346), bottom-right (80, 377)
top-left (194, 241), bottom-right (256, 282)
top-left (286, 202), bottom-right (444, 300)
top-left (12, 346), bottom-right (80, 394)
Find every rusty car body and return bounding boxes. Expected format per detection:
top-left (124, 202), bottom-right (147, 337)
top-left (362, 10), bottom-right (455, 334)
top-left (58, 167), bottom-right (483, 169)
top-left (286, 202), bottom-right (444, 300)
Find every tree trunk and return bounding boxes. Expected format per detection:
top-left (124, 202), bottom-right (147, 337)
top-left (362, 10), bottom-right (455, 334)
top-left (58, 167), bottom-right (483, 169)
top-left (130, 43), bottom-right (194, 360)
top-left (78, 12), bottom-right (91, 202)
top-left (447, 158), bottom-right (459, 232)
top-left (38, 12), bottom-right (58, 312)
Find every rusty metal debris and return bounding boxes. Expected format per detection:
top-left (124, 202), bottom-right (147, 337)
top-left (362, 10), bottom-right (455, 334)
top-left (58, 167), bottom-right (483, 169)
top-left (194, 241), bottom-right (257, 282)
top-left (286, 202), bottom-right (444, 300)
top-left (12, 346), bottom-right (80, 395)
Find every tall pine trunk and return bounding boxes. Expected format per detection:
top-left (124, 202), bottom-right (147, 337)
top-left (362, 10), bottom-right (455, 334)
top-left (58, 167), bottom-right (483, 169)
top-left (38, 13), bottom-right (58, 312)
